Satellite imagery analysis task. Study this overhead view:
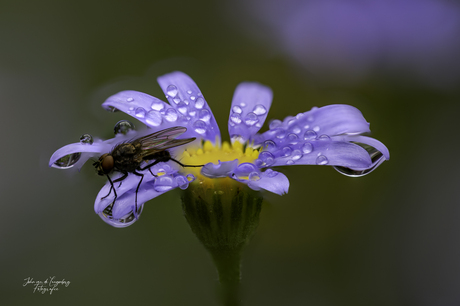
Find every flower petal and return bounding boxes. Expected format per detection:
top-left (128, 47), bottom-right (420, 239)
top-left (201, 160), bottom-right (239, 178)
top-left (228, 82), bottom-right (273, 142)
top-left (230, 166), bottom-right (289, 195)
top-left (49, 141), bottom-right (111, 170)
top-left (157, 71), bottom-right (221, 143)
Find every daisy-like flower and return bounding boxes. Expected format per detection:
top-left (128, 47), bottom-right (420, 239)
top-left (49, 71), bottom-right (389, 228)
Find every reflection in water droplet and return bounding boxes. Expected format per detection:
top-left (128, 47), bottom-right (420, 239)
top-left (303, 130), bottom-right (317, 140)
top-left (166, 85), bottom-right (178, 97)
top-left (146, 110), bottom-right (162, 127)
top-left (177, 102), bottom-right (188, 115)
top-left (253, 104), bottom-right (267, 115)
top-left (135, 107), bottom-right (146, 118)
top-left (283, 146), bottom-right (292, 157)
top-left (333, 142), bottom-right (385, 177)
top-left (99, 203), bottom-right (144, 227)
top-left (176, 175), bottom-right (189, 190)
top-left (258, 151), bottom-right (275, 166)
top-left (165, 108), bottom-right (178, 122)
top-left (151, 101), bottom-right (164, 111)
top-left (114, 120), bottom-right (135, 135)
top-left (245, 112), bottom-right (258, 126)
top-left (288, 133), bottom-right (299, 144)
top-left (198, 109), bottom-right (211, 122)
top-left (263, 140), bottom-right (277, 151)
top-left (302, 142), bottom-right (313, 154)
top-left (186, 173), bottom-right (195, 182)
top-left (106, 106), bottom-right (120, 112)
top-left (291, 150), bottom-right (302, 161)
top-left (230, 113), bottom-right (242, 124)
top-left (232, 105), bottom-right (242, 114)
top-left (173, 97), bottom-right (181, 104)
top-left (153, 176), bottom-right (175, 192)
top-left (53, 153), bottom-right (81, 169)
top-left (318, 134), bottom-right (330, 141)
top-left (292, 125), bottom-right (301, 134)
top-left (195, 97), bottom-right (205, 109)
top-left (249, 172), bottom-right (261, 181)
top-left (316, 155), bottom-right (328, 165)
top-left (80, 133), bottom-right (93, 145)
top-left (193, 120), bottom-right (207, 134)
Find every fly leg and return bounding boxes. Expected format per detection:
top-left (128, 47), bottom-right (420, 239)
top-left (101, 175), bottom-right (117, 203)
top-left (139, 159), bottom-right (161, 177)
top-left (170, 158), bottom-right (204, 168)
top-left (132, 171), bottom-right (144, 219)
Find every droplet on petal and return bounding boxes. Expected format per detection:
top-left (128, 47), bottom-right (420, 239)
top-left (263, 140), bottom-right (277, 151)
top-left (177, 101), bottom-right (188, 115)
top-left (318, 134), bottom-right (330, 141)
top-left (193, 120), bottom-right (207, 134)
top-left (230, 113), bottom-right (242, 124)
top-left (80, 133), bottom-right (93, 145)
top-left (264, 169), bottom-right (278, 177)
top-left (146, 110), bottom-right (162, 127)
top-left (253, 104), bottom-right (267, 115)
top-left (283, 146), bottom-right (292, 157)
top-left (165, 109), bottom-right (178, 122)
top-left (291, 150), bottom-right (302, 161)
top-left (288, 133), bottom-right (299, 144)
top-left (186, 173), bottom-right (196, 182)
top-left (195, 97), bottom-right (205, 109)
top-left (126, 97), bottom-right (134, 102)
top-left (244, 112), bottom-right (258, 126)
top-left (198, 109), bottom-right (211, 122)
top-left (258, 151), bottom-right (275, 166)
top-left (53, 153), bottom-right (81, 169)
top-left (175, 175), bottom-right (189, 190)
top-left (151, 101), bottom-right (164, 111)
top-left (232, 105), bottom-right (242, 114)
top-left (135, 107), bottom-right (146, 118)
top-left (269, 119), bottom-right (282, 130)
top-left (316, 155), bottom-right (328, 165)
top-left (249, 172), bottom-right (261, 181)
top-left (166, 85), bottom-right (178, 98)
top-left (114, 120), bottom-right (135, 135)
top-left (302, 142), bottom-right (313, 154)
top-left (153, 176), bottom-right (175, 192)
top-left (303, 130), bottom-right (317, 140)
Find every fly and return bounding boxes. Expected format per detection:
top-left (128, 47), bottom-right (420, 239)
top-left (93, 126), bottom-right (202, 218)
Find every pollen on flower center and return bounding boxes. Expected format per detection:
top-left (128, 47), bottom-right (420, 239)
top-left (181, 140), bottom-right (260, 180)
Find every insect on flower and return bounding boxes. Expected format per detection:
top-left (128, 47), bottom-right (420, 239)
top-left (92, 126), bottom-right (203, 216)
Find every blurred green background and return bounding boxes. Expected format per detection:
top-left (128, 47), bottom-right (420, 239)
top-left (2, 0), bottom-right (460, 305)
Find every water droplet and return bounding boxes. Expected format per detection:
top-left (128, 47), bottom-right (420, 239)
top-left (230, 113), bottom-right (242, 124)
top-left (269, 119), bottom-right (282, 130)
top-left (186, 173), bottom-right (196, 182)
top-left (166, 85), bottom-right (178, 97)
top-left (232, 105), bottom-right (242, 114)
top-left (177, 101), bottom-right (188, 115)
top-left (249, 172), bottom-right (261, 181)
top-left (106, 106), bottom-right (120, 112)
top-left (195, 97), bottom-right (205, 109)
top-left (263, 140), bottom-right (277, 151)
top-left (126, 97), bottom-right (134, 102)
top-left (303, 130), bottom-right (317, 140)
top-left (333, 142), bottom-right (385, 177)
top-left (186, 90), bottom-right (192, 95)
top-left (146, 110), bottom-right (162, 127)
top-left (190, 96), bottom-right (196, 101)
top-left (276, 129), bottom-right (286, 139)
top-left (151, 101), bottom-right (164, 111)
top-left (291, 150), bottom-right (302, 161)
top-left (114, 120), bottom-right (135, 135)
top-left (258, 151), bottom-right (275, 166)
top-left (288, 133), bottom-right (299, 144)
top-left (244, 112), bottom-right (258, 126)
top-left (240, 102), bottom-right (246, 107)
top-left (189, 110), bottom-right (196, 116)
top-left (129, 107), bottom-right (134, 111)
top-left (253, 104), bottom-right (267, 115)
top-left (296, 113), bottom-right (304, 120)
top-left (302, 142), bottom-right (313, 154)
top-left (236, 163), bottom-right (257, 173)
top-left (316, 155), bottom-right (328, 165)
top-left (264, 169), bottom-right (278, 178)
top-left (175, 175), bottom-right (189, 190)
top-left (199, 109), bottom-right (211, 122)
top-left (307, 114), bottom-right (314, 122)
top-left (53, 153), bottom-right (81, 169)
top-left (283, 146), bottom-right (292, 157)
top-left (80, 133), bottom-right (93, 145)
top-left (183, 99), bottom-right (189, 105)
top-left (153, 176), bottom-right (175, 192)
top-left (291, 126), bottom-right (301, 134)
top-left (287, 119), bottom-right (296, 126)
top-left (313, 126), bottom-right (320, 132)
top-left (193, 120), bottom-right (207, 134)
top-left (165, 109), bottom-right (178, 122)
top-left (173, 97), bottom-right (181, 104)
top-left (318, 134), bottom-right (330, 141)
top-left (135, 107), bottom-right (146, 118)
top-left (286, 160), bottom-right (294, 165)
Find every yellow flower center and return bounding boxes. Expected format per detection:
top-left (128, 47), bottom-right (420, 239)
top-left (180, 140), bottom-right (260, 184)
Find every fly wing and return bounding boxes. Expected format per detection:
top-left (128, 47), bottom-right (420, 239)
top-left (132, 127), bottom-right (195, 154)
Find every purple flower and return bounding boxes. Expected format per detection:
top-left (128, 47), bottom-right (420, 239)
top-left (50, 71), bottom-right (389, 227)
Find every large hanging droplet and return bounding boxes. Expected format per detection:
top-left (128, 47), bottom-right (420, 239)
top-left (53, 153), bottom-right (81, 169)
top-left (333, 142), bottom-right (385, 177)
top-left (114, 120), bottom-right (135, 135)
top-left (80, 133), bottom-right (93, 145)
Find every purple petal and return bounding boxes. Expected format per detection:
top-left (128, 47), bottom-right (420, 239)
top-left (201, 160), bottom-right (239, 178)
top-left (230, 166), bottom-right (289, 195)
top-left (49, 141), bottom-right (111, 170)
top-left (157, 71), bottom-right (221, 143)
top-left (331, 135), bottom-right (390, 160)
top-left (228, 82), bottom-right (273, 142)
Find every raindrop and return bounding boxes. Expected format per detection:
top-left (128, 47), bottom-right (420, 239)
top-left (275, 129), bottom-right (286, 139)
top-left (240, 102), bottom-right (246, 107)
top-left (175, 175), bottom-right (189, 190)
top-left (286, 160), bottom-right (294, 165)
top-left (258, 151), bottom-right (275, 166)
top-left (151, 101), bottom-right (164, 111)
top-left (249, 172), bottom-right (261, 181)
top-left (232, 105), bottom-right (242, 114)
top-left (177, 102), bottom-right (188, 115)
top-left (135, 107), bottom-right (146, 118)
top-left (114, 120), bottom-right (135, 135)
top-left (189, 111), bottom-right (196, 116)
top-left (318, 134), bottom-right (330, 141)
top-left (53, 153), bottom-right (81, 169)
top-left (316, 155), bottom-right (328, 165)
top-left (236, 163), bottom-right (258, 173)
top-left (173, 97), bottom-right (181, 104)
top-left (146, 110), bottom-right (162, 127)
top-left (291, 150), bottom-right (302, 161)
top-left (296, 113), bottom-right (304, 120)
top-left (195, 97), bottom-right (205, 109)
top-left (313, 126), bottom-right (320, 132)
top-left (166, 85), bottom-right (178, 97)
top-left (291, 126), bottom-right (301, 134)
top-left (288, 133), bottom-right (299, 144)
top-left (126, 97), bottom-right (134, 102)
top-left (187, 90), bottom-right (192, 95)
top-left (106, 106), bottom-right (120, 112)
top-left (263, 140), bottom-right (277, 151)
top-left (190, 96), bottom-right (196, 101)
top-left (303, 130), bottom-right (317, 140)
top-left (264, 169), bottom-right (278, 177)
top-left (269, 119), bottom-right (282, 130)
top-left (302, 142), bottom-right (313, 154)
top-left (333, 143), bottom-right (385, 177)
top-left (198, 109), bottom-right (211, 122)
top-left (283, 146), bottom-right (292, 157)
top-left (244, 112), bottom-right (258, 126)
top-left (153, 176), bottom-right (175, 192)
top-left (253, 104), bottom-right (267, 115)
top-left (186, 173), bottom-right (196, 182)
top-left (230, 113), bottom-right (242, 124)
top-left (80, 133), bottom-right (93, 145)
top-left (193, 120), bottom-right (207, 134)
top-left (307, 114), bottom-right (314, 122)
top-left (165, 109), bottom-right (178, 122)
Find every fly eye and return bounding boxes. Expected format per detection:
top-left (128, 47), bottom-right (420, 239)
top-left (101, 155), bottom-right (114, 174)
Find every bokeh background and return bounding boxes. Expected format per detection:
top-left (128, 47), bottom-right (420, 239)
top-left (2, 0), bottom-right (460, 305)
